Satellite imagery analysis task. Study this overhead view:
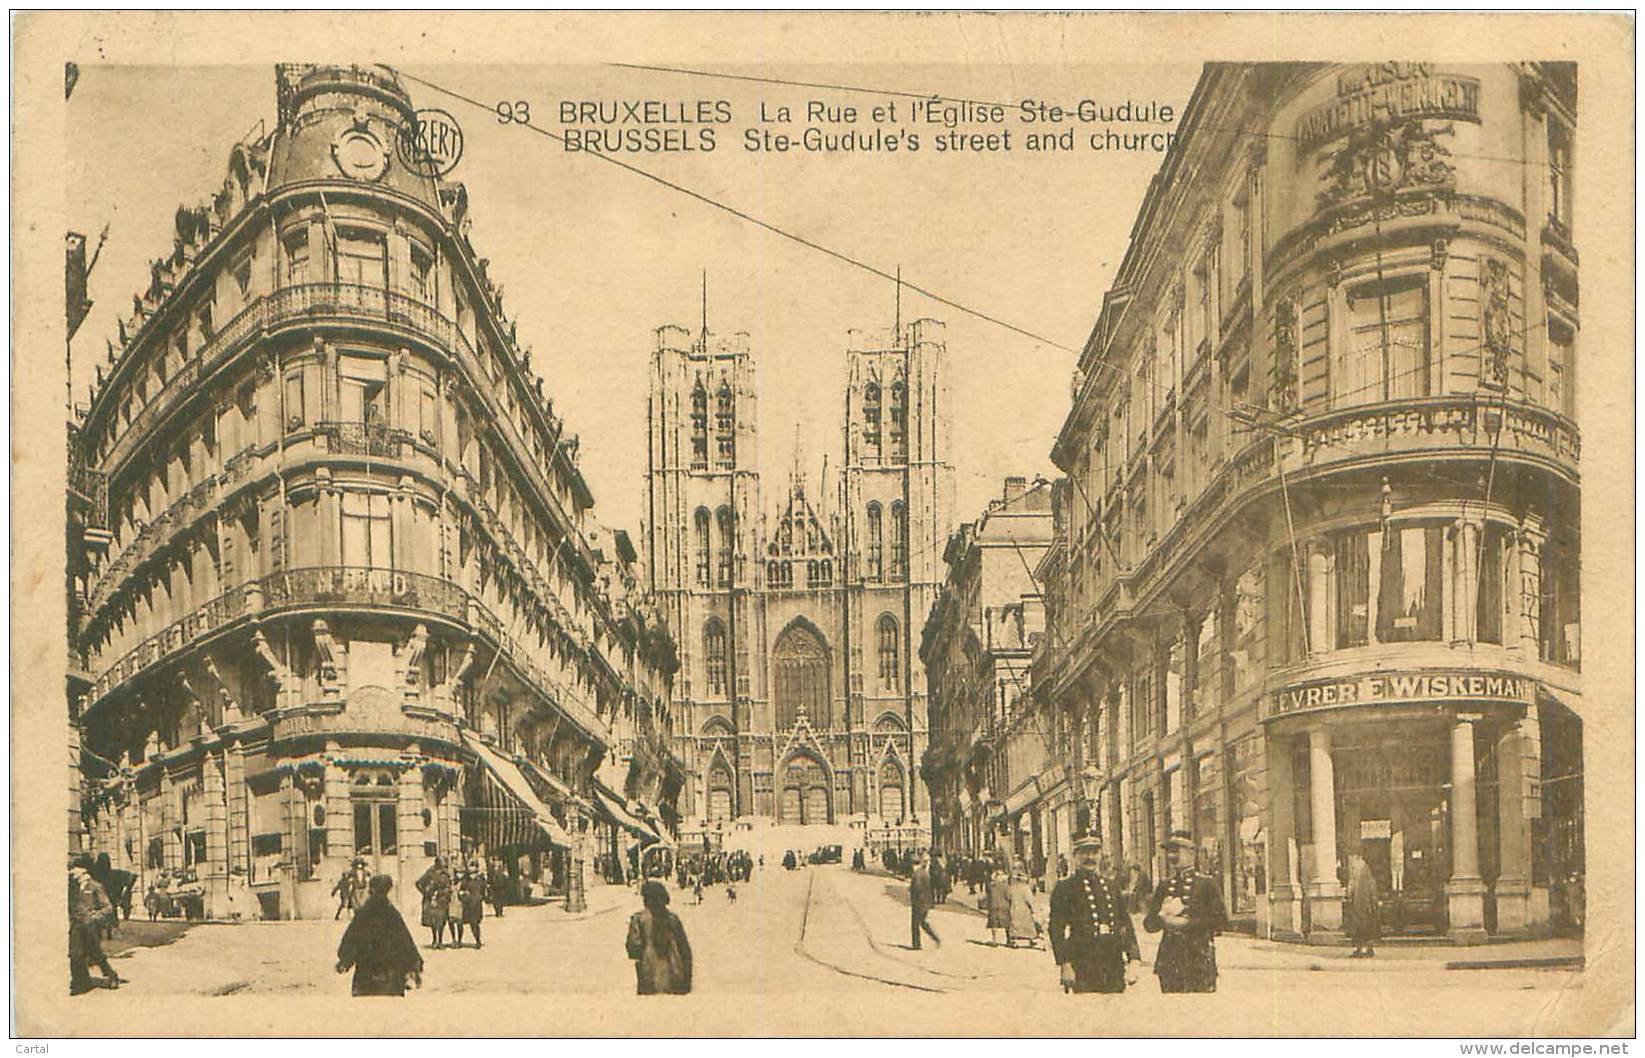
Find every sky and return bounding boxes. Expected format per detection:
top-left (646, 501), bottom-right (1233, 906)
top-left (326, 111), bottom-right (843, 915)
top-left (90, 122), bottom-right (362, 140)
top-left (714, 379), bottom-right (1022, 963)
top-left (66, 61), bottom-right (1202, 537)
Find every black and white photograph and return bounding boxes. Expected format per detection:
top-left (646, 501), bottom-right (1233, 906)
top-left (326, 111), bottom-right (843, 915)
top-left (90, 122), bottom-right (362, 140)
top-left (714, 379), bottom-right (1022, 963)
top-left (13, 10), bottom-right (1634, 1040)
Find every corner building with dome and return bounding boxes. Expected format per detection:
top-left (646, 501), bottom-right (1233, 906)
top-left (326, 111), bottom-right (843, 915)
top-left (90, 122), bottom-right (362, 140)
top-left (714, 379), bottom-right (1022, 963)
top-left (68, 65), bottom-right (683, 921)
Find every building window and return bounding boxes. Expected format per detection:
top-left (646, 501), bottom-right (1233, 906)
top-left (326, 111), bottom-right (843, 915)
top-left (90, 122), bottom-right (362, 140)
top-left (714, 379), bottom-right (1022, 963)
top-left (694, 507), bottom-right (711, 587)
top-left (704, 619), bottom-right (728, 696)
top-left (339, 356), bottom-right (388, 425)
top-left (715, 382), bottom-right (736, 467)
top-left (336, 228), bottom-right (388, 288)
top-left (689, 381), bottom-right (708, 469)
top-left (865, 503), bottom-right (883, 580)
top-left (1377, 525), bottom-right (1445, 643)
top-left (1547, 121), bottom-right (1572, 230)
top-left (1335, 530), bottom-right (1372, 649)
top-left (284, 228), bottom-right (310, 285)
top-left (409, 240), bottom-right (434, 302)
top-left (1477, 524), bottom-right (1511, 646)
top-left (889, 502), bottom-right (907, 580)
top-left (283, 371), bottom-right (306, 430)
top-left (1540, 538), bottom-right (1580, 668)
top-left (231, 251), bottom-right (253, 299)
top-left (1548, 319), bottom-right (1576, 417)
top-left (1338, 276), bottom-right (1430, 407)
top-left (888, 377), bottom-right (908, 463)
top-left (716, 506), bottom-right (735, 587)
top-left (863, 380), bottom-right (882, 459)
top-left (340, 492), bottom-right (393, 569)
top-left (773, 624), bottom-right (830, 729)
top-left (877, 614), bottom-right (900, 691)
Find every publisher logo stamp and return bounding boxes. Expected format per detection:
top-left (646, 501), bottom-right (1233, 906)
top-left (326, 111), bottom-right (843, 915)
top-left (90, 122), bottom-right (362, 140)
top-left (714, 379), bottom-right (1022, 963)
top-left (398, 108), bottom-right (464, 177)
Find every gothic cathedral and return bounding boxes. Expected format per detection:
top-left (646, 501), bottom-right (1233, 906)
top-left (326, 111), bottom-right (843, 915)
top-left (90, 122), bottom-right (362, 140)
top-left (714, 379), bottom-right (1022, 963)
top-left (644, 319), bottom-right (954, 850)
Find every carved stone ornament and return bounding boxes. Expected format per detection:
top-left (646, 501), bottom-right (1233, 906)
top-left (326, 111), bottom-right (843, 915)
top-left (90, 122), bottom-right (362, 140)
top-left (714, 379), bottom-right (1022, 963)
top-left (1317, 118), bottom-right (1457, 209)
top-left (1481, 258), bottom-right (1513, 389)
top-left (1272, 296), bottom-right (1299, 413)
top-left (331, 112), bottom-right (390, 182)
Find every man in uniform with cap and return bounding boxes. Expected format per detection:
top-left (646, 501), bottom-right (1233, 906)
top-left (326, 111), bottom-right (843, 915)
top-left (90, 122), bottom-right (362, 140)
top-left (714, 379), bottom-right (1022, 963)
top-left (1048, 830), bottom-right (1140, 993)
top-left (1143, 829), bottom-right (1227, 993)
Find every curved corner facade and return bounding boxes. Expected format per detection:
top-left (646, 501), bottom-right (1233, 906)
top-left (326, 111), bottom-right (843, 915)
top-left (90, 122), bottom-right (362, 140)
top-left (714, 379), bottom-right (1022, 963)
top-left (1031, 63), bottom-right (1581, 943)
top-left (68, 65), bottom-right (682, 920)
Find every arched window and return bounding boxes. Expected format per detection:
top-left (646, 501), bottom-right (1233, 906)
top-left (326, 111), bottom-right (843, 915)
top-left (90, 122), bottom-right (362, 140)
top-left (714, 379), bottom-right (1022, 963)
top-left (866, 502), bottom-right (883, 581)
top-left (715, 382), bottom-right (736, 466)
top-left (862, 380), bottom-right (882, 460)
top-left (889, 375), bottom-right (908, 463)
top-left (704, 618), bottom-right (728, 697)
top-left (889, 501), bottom-right (907, 580)
top-left (877, 614), bottom-right (900, 691)
top-left (693, 507), bottom-right (711, 587)
top-left (689, 381), bottom-right (708, 469)
top-left (707, 758), bottom-right (735, 823)
top-left (773, 623), bottom-right (830, 729)
top-left (716, 506), bottom-right (735, 587)
top-left (878, 760), bottom-right (905, 821)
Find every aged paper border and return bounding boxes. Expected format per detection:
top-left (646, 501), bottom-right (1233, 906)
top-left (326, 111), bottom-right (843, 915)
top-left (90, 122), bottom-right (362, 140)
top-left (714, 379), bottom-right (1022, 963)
top-left (12, 10), bottom-right (1634, 1037)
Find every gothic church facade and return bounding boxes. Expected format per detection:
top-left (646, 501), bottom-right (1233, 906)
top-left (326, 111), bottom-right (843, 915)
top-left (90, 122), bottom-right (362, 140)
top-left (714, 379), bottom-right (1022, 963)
top-left (644, 319), bottom-right (953, 847)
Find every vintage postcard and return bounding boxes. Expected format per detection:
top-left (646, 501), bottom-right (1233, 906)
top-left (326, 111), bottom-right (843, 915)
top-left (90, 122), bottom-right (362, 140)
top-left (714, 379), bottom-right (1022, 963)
top-left (11, 10), bottom-right (1634, 1039)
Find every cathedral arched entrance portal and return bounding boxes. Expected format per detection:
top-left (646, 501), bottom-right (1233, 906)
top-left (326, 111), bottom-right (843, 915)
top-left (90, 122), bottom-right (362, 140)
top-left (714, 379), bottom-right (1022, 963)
top-left (778, 752), bottom-right (832, 825)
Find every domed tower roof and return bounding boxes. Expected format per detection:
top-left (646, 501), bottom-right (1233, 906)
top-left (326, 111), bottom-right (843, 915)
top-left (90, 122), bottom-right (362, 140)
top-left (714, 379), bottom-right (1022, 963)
top-left (266, 64), bottom-right (442, 212)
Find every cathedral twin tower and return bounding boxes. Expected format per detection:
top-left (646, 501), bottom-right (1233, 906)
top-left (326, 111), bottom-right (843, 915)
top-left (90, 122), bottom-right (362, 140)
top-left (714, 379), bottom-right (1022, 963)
top-left (644, 318), bottom-right (954, 846)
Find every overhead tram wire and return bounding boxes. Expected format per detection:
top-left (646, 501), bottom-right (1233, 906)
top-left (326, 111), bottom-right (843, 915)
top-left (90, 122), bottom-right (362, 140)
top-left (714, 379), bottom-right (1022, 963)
top-left (381, 65), bottom-right (1073, 353)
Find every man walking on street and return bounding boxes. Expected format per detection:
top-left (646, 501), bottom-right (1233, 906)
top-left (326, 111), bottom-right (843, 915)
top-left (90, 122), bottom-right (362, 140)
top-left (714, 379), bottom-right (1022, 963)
top-left (1048, 831), bottom-right (1139, 993)
top-left (909, 849), bottom-right (941, 950)
top-left (69, 855), bottom-right (126, 994)
top-left (1143, 830), bottom-right (1227, 993)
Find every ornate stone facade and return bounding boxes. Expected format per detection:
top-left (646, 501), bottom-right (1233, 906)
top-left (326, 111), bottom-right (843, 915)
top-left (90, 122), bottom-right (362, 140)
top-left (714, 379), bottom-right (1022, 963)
top-left (645, 321), bottom-right (953, 850)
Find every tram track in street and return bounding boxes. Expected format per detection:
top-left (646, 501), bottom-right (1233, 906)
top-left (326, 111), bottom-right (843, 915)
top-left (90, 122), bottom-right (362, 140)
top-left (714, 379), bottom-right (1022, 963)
top-left (791, 872), bottom-right (949, 993)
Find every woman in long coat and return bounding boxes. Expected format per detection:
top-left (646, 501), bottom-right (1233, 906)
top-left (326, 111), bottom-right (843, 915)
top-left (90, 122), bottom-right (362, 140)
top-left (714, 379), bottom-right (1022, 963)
top-left (1004, 867), bottom-right (1042, 948)
top-left (453, 864), bottom-right (487, 948)
top-left (415, 856), bottom-right (453, 948)
top-left (1345, 855), bottom-right (1381, 958)
top-left (626, 879), bottom-right (693, 995)
top-left (983, 866), bottom-right (1011, 945)
top-left (336, 874), bottom-right (424, 996)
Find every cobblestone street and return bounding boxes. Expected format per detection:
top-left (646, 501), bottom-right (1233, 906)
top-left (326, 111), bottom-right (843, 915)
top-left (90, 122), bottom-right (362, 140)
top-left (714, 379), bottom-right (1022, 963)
top-left (66, 867), bottom-right (1585, 1034)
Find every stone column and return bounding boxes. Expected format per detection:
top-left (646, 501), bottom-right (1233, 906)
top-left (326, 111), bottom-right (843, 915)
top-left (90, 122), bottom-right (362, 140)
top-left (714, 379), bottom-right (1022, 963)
top-left (68, 721), bottom-right (86, 858)
top-left (324, 742), bottom-right (353, 876)
top-left (1305, 728), bottom-right (1343, 937)
top-left (1266, 734), bottom-right (1303, 938)
top-left (1446, 715), bottom-right (1489, 943)
top-left (398, 750), bottom-right (428, 909)
top-left (225, 746), bottom-right (249, 901)
top-left (278, 771), bottom-right (299, 919)
top-left (1517, 519), bottom-right (1546, 655)
top-left (1454, 518), bottom-right (1480, 643)
top-left (1307, 543), bottom-right (1330, 656)
top-left (161, 770), bottom-right (182, 870)
top-left (203, 751), bottom-right (229, 918)
top-left (1494, 721), bottom-right (1535, 935)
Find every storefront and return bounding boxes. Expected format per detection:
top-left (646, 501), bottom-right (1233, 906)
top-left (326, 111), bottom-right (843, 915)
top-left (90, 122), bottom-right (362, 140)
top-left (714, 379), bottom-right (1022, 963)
top-left (1264, 667), bottom-right (1568, 942)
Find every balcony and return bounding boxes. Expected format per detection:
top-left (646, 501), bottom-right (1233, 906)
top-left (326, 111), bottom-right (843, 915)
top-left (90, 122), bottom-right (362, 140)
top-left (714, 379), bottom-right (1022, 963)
top-left (1288, 396), bottom-right (1580, 481)
top-left (314, 419), bottom-right (409, 458)
top-left (85, 564), bottom-right (608, 743)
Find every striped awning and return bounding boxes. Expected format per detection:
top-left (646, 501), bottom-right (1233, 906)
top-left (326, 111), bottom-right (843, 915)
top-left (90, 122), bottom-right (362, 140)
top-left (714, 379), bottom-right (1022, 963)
top-left (463, 733), bottom-right (571, 850)
top-left (591, 781), bottom-right (660, 845)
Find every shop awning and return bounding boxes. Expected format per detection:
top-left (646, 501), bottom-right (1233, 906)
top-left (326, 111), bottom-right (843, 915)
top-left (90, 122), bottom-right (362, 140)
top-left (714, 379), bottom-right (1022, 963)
top-left (463, 733), bottom-right (572, 850)
top-left (591, 781), bottom-right (661, 845)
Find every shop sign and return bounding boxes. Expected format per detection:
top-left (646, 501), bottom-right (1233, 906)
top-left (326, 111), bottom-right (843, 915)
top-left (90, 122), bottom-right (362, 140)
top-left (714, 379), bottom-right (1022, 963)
top-left (1295, 64), bottom-right (1482, 152)
top-left (1266, 669), bottom-right (1534, 721)
top-left (1360, 819), bottom-right (1393, 840)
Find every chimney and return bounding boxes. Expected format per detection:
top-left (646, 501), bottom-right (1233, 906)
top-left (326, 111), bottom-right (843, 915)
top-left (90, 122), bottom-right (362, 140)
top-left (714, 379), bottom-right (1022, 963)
top-left (1003, 476), bottom-right (1027, 504)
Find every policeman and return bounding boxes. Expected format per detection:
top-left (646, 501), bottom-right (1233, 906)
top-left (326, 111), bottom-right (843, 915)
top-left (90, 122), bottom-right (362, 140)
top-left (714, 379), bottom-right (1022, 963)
top-left (1143, 829), bottom-right (1227, 993)
top-left (1048, 830), bottom-right (1140, 993)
